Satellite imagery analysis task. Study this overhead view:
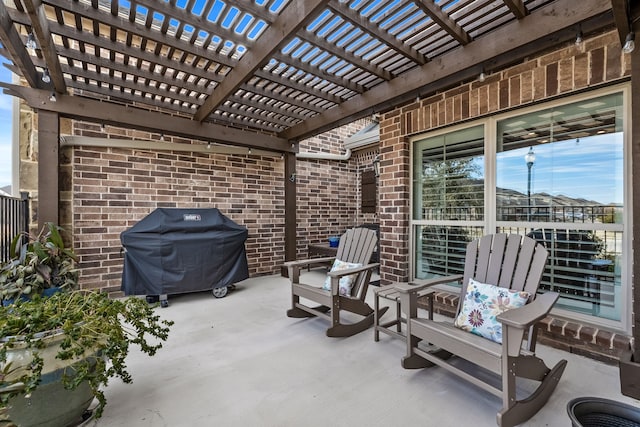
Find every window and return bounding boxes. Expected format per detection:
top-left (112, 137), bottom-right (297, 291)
top-left (413, 125), bottom-right (485, 280)
top-left (411, 87), bottom-right (628, 328)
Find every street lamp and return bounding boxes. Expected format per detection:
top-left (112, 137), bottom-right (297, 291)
top-left (525, 147), bottom-right (536, 221)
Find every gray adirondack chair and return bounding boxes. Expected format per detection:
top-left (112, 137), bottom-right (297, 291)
top-left (284, 227), bottom-right (385, 337)
top-left (395, 233), bottom-right (567, 427)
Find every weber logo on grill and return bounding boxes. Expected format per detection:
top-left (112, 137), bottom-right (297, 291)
top-left (183, 214), bottom-right (201, 221)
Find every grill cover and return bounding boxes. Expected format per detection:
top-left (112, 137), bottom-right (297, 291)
top-left (121, 208), bottom-right (249, 296)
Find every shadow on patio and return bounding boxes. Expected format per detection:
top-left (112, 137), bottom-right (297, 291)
top-left (90, 272), bottom-right (635, 427)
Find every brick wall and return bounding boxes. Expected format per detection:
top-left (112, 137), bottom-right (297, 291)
top-left (296, 117), bottom-right (378, 257)
top-left (54, 119), bottom-right (373, 295)
top-left (378, 29), bottom-right (633, 361)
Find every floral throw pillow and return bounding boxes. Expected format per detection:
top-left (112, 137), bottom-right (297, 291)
top-left (453, 278), bottom-right (530, 344)
top-left (322, 259), bottom-right (363, 296)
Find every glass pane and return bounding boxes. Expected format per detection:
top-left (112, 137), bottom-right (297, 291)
top-left (413, 125), bottom-right (484, 221)
top-left (496, 92), bottom-right (623, 223)
top-left (500, 226), bottom-right (622, 321)
top-left (496, 92), bottom-right (624, 322)
top-left (415, 225), bottom-right (484, 280)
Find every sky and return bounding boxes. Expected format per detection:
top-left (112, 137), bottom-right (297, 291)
top-left (0, 58), bottom-right (12, 191)
top-left (496, 134), bottom-right (624, 205)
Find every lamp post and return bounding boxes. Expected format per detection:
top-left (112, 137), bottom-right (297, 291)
top-left (525, 147), bottom-right (536, 221)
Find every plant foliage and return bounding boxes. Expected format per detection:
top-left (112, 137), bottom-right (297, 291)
top-left (0, 291), bottom-right (173, 418)
top-left (0, 223), bottom-right (78, 301)
top-left (0, 223), bottom-right (174, 421)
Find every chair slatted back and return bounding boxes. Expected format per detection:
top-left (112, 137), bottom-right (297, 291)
top-left (336, 228), bottom-right (377, 296)
top-left (458, 233), bottom-right (549, 315)
top-left (336, 228), bottom-right (377, 265)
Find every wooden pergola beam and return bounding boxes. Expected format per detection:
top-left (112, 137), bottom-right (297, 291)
top-left (193, 0), bottom-right (332, 122)
top-left (280, 0), bottom-right (612, 141)
top-left (37, 110), bottom-right (59, 230)
top-left (253, 68), bottom-right (343, 105)
top-left (415, 1), bottom-right (471, 45)
top-left (271, 51), bottom-right (364, 94)
top-left (327, 2), bottom-right (427, 66)
top-left (0, 1), bottom-right (39, 88)
top-left (1, 83), bottom-right (293, 152)
top-left (502, 0), bottom-right (528, 19)
top-left (43, 0), bottom-right (237, 69)
top-left (132, 0), bottom-right (255, 49)
top-left (298, 30), bottom-right (392, 81)
top-left (22, 0), bottom-right (66, 93)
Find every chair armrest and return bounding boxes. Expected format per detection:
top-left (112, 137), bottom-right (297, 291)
top-left (327, 263), bottom-right (380, 278)
top-left (497, 292), bottom-right (559, 329)
top-left (283, 257), bottom-right (335, 269)
top-left (395, 274), bottom-right (463, 294)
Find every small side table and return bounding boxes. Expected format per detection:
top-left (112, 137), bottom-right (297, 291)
top-left (373, 284), bottom-right (434, 342)
top-left (307, 243), bottom-right (338, 258)
top-left (307, 244), bottom-right (338, 270)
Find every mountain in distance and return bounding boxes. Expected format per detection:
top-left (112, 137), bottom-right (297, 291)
top-left (495, 186), bottom-right (620, 207)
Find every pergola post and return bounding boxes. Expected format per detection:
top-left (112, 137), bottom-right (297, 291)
top-left (282, 151), bottom-right (297, 277)
top-left (37, 110), bottom-right (59, 231)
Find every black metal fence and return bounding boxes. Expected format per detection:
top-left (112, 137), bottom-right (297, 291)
top-left (1, 192), bottom-right (30, 263)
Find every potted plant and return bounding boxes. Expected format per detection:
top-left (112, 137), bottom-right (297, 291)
top-left (0, 223), bottom-right (78, 302)
top-left (0, 224), bottom-right (173, 426)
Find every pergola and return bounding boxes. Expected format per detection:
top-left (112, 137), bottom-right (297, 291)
top-left (0, 0), bottom-right (639, 311)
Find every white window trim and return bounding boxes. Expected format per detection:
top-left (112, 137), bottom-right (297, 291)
top-left (409, 83), bottom-right (632, 334)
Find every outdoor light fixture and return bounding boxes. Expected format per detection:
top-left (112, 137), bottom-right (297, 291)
top-left (575, 28), bottom-right (584, 47)
top-left (248, 147), bottom-right (252, 154)
top-left (41, 68), bottom-right (51, 83)
top-left (373, 154), bottom-right (380, 178)
top-left (49, 92), bottom-right (56, 102)
top-left (525, 147), bottom-right (535, 222)
top-left (623, 32), bottom-right (635, 54)
top-left (478, 71), bottom-right (486, 82)
top-left (25, 33), bottom-right (37, 50)
top-left (160, 133), bottom-right (165, 141)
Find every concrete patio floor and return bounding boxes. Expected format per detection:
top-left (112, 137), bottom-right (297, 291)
top-left (90, 271), bottom-right (638, 427)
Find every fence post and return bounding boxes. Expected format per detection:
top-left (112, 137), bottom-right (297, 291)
top-left (20, 191), bottom-right (29, 235)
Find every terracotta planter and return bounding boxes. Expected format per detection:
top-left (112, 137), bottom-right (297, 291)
top-left (619, 352), bottom-right (640, 400)
top-left (0, 329), bottom-right (97, 427)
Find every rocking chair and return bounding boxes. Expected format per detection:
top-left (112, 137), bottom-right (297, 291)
top-left (284, 227), bottom-right (384, 337)
top-left (395, 233), bottom-right (567, 427)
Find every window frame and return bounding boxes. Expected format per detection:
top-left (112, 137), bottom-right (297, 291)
top-left (409, 83), bottom-right (632, 333)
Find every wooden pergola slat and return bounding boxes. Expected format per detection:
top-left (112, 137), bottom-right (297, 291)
top-left (0, 2), bottom-right (39, 88)
top-left (0, 0), bottom-right (623, 144)
top-left (193, 0), bottom-right (332, 122)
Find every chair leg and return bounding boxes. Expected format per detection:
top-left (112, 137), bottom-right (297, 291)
top-left (374, 292), bottom-right (381, 342)
top-left (497, 358), bottom-right (567, 427)
top-left (327, 311), bottom-right (376, 337)
top-left (395, 299), bottom-right (402, 333)
top-left (287, 293), bottom-right (323, 318)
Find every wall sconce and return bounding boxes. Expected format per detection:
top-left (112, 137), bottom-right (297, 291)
top-left (623, 32), bottom-right (635, 54)
top-left (49, 92), bottom-right (57, 102)
top-left (575, 24), bottom-right (584, 47)
top-left (289, 173), bottom-right (296, 183)
top-left (373, 154), bottom-right (380, 178)
top-left (622, 0), bottom-right (635, 54)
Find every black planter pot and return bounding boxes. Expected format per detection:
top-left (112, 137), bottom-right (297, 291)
top-left (567, 397), bottom-right (640, 427)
